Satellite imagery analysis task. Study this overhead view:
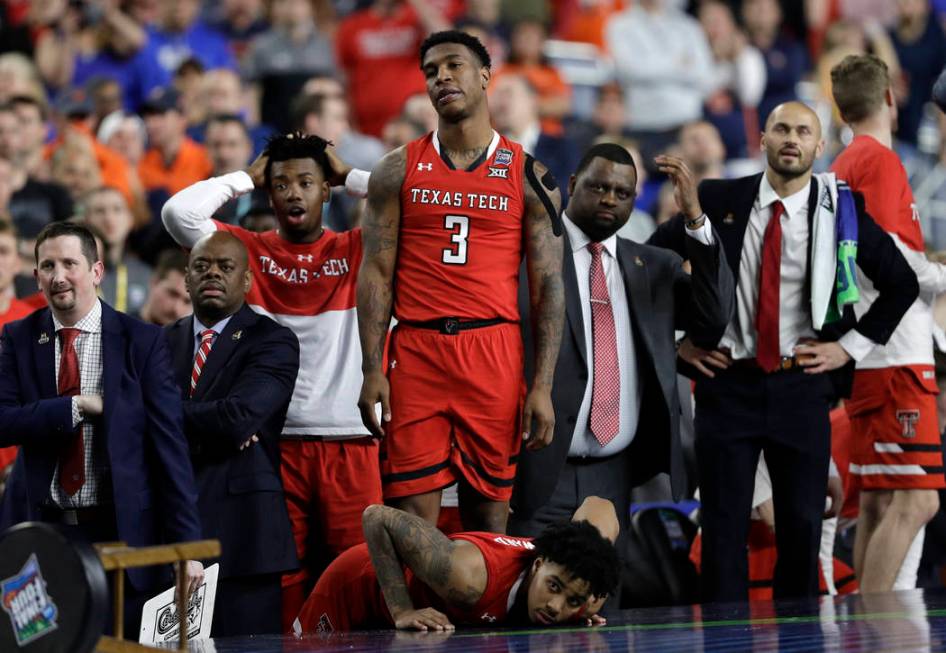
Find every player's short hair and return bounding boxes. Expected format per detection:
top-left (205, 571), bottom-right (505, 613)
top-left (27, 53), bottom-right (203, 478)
top-left (532, 520), bottom-right (620, 599)
top-left (152, 248), bottom-right (188, 282)
top-left (830, 54), bottom-right (890, 124)
top-left (34, 222), bottom-right (99, 266)
top-left (575, 143), bottom-right (637, 178)
top-left (263, 133), bottom-right (331, 188)
top-left (419, 30), bottom-right (492, 70)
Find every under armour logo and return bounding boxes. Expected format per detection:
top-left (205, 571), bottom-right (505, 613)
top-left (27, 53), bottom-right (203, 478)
top-left (298, 254), bottom-right (314, 262)
top-left (897, 409), bottom-right (921, 438)
top-left (390, 359), bottom-right (397, 369)
top-left (417, 162), bottom-right (433, 171)
top-left (911, 202), bottom-right (920, 222)
top-left (480, 612), bottom-right (497, 623)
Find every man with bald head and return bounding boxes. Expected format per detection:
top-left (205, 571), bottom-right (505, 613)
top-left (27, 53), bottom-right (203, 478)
top-left (649, 101), bottom-right (918, 602)
top-left (166, 231), bottom-right (301, 636)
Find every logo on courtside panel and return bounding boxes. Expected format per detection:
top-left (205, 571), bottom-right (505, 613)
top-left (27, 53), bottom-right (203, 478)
top-left (1, 555), bottom-right (59, 646)
top-left (494, 148), bottom-right (513, 167)
top-left (897, 409), bottom-right (921, 438)
top-left (481, 612), bottom-right (497, 623)
top-left (417, 162), bottom-right (433, 171)
top-left (487, 167), bottom-right (509, 179)
top-left (317, 613), bottom-right (334, 633)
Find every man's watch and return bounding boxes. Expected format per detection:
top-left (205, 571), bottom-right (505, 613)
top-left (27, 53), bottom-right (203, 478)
top-left (685, 213), bottom-right (707, 229)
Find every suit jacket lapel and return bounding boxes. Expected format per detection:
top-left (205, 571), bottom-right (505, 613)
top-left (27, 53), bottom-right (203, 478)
top-left (617, 239), bottom-right (656, 362)
top-left (562, 232), bottom-right (587, 369)
top-left (191, 304), bottom-right (256, 400)
top-left (716, 173), bottom-right (763, 278)
top-left (172, 316), bottom-right (197, 397)
top-left (100, 303), bottom-right (122, 431)
top-left (32, 310), bottom-right (57, 399)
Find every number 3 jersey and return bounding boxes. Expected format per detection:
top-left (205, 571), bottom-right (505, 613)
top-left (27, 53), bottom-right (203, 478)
top-left (397, 131), bottom-right (526, 322)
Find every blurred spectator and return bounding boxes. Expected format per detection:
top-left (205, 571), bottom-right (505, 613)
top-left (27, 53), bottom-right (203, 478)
top-left (129, 0), bottom-right (237, 107)
top-left (125, 0), bottom-right (162, 27)
top-left (494, 18), bottom-right (571, 135)
top-left (204, 114), bottom-right (268, 225)
top-left (699, 0), bottom-right (766, 159)
top-left (678, 120), bottom-right (729, 183)
top-left (0, 219), bottom-right (31, 475)
top-left (0, 106), bottom-right (73, 242)
top-left (134, 248), bottom-right (191, 325)
top-left (239, 201), bottom-right (279, 233)
top-left (335, 0), bottom-right (449, 137)
top-left (97, 111), bottom-right (147, 166)
top-left (243, 0), bottom-right (336, 133)
top-left (570, 83), bottom-right (632, 154)
top-left (742, 0), bottom-right (810, 126)
top-left (33, 0), bottom-right (145, 100)
top-left (205, 0), bottom-right (269, 60)
top-left (911, 109), bottom-right (946, 249)
top-left (50, 131), bottom-right (103, 200)
top-left (401, 92), bottom-right (440, 133)
top-left (490, 73), bottom-right (578, 201)
top-left (9, 96), bottom-right (48, 178)
top-left (0, 53), bottom-right (46, 104)
top-left (890, 0), bottom-right (946, 145)
top-left (291, 93), bottom-right (385, 171)
top-left (81, 186), bottom-right (152, 314)
top-left (88, 76), bottom-right (124, 130)
top-left (380, 114), bottom-right (426, 150)
top-left (138, 87), bottom-right (213, 196)
top-left (188, 68), bottom-right (274, 155)
top-left (456, 0), bottom-right (507, 65)
top-left (554, 0), bottom-right (626, 49)
top-left (0, 2), bottom-right (33, 56)
top-left (301, 74), bottom-right (345, 99)
top-left (605, 0), bottom-right (714, 153)
top-left (173, 56), bottom-right (206, 127)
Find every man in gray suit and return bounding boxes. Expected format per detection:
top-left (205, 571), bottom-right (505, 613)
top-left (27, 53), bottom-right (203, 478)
top-left (509, 144), bottom-right (733, 556)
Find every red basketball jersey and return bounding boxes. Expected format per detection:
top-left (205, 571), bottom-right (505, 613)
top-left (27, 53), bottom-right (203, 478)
top-left (396, 132), bottom-right (526, 322)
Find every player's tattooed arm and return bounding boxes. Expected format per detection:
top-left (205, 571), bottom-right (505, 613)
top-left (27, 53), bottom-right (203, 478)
top-left (362, 505), bottom-right (486, 630)
top-left (522, 157), bottom-right (565, 451)
top-left (356, 147), bottom-right (405, 437)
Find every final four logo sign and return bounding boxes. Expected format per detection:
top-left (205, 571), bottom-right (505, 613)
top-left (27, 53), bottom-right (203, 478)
top-left (1, 555), bottom-right (59, 646)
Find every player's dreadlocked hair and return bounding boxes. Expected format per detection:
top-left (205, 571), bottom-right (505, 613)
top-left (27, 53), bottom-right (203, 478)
top-left (532, 520), bottom-right (620, 599)
top-left (419, 30), bottom-right (492, 70)
top-left (263, 133), bottom-right (331, 188)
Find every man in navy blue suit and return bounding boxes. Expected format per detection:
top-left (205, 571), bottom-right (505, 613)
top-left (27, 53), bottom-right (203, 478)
top-left (166, 231), bottom-right (300, 636)
top-left (0, 222), bottom-right (204, 632)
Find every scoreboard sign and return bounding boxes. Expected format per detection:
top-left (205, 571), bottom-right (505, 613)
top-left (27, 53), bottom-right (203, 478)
top-left (0, 523), bottom-right (108, 653)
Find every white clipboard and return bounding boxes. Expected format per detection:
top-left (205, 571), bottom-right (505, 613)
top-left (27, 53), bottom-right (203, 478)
top-left (139, 563), bottom-right (219, 644)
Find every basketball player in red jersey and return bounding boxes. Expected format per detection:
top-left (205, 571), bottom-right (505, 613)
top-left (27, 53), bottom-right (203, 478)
top-left (295, 496), bottom-right (619, 633)
top-left (830, 55), bottom-right (946, 592)
top-left (357, 31), bottom-right (565, 533)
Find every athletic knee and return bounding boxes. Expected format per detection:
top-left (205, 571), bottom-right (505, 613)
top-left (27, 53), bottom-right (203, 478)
top-left (893, 490), bottom-right (940, 526)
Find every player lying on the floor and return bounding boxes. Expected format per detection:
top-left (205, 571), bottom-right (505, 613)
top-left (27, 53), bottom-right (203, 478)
top-left (294, 496), bottom-right (621, 633)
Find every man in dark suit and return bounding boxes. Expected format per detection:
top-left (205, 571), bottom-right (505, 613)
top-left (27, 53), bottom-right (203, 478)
top-left (0, 221), bottom-right (204, 632)
top-left (166, 231), bottom-right (300, 636)
top-left (509, 143), bottom-right (734, 571)
top-left (649, 102), bottom-right (919, 602)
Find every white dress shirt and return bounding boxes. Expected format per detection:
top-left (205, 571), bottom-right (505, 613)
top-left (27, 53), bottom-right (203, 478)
top-left (50, 300), bottom-right (107, 508)
top-left (719, 174), bottom-right (816, 359)
top-left (192, 314), bottom-right (233, 352)
top-left (564, 215), bottom-right (640, 458)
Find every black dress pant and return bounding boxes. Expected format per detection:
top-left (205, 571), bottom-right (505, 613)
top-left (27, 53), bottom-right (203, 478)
top-left (694, 365), bottom-right (832, 603)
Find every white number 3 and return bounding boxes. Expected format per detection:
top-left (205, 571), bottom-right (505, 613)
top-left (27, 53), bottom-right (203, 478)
top-left (442, 215), bottom-right (469, 265)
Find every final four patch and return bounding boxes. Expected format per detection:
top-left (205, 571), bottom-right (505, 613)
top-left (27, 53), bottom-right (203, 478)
top-left (494, 148), bottom-right (514, 167)
top-left (1, 555), bottom-right (59, 646)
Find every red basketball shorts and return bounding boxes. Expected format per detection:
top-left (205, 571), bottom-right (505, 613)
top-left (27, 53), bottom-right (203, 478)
top-left (382, 322), bottom-right (525, 502)
top-left (847, 366), bottom-right (945, 491)
top-left (294, 543), bottom-right (388, 634)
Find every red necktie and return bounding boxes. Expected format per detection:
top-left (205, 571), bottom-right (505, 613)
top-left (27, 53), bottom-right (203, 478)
top-left (756, 201), bottom-right (784, 372)
top-left (588, 243), bottom-right (620, 446)
top-left (57, 328), bottom-right (84, 496)
top-left (190, 329), bottom-right (215, 396)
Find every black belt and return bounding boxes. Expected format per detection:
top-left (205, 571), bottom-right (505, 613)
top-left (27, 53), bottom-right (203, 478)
top-left (41, 504), bottom-right (114, 527)
top-left (400, 317), bottom-right (515, 335)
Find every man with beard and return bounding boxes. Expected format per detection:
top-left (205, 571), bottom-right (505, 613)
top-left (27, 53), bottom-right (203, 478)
top-left (650, 101), bottom-right (918, 602)
top-left (509, 143), bottom-right (733, 585)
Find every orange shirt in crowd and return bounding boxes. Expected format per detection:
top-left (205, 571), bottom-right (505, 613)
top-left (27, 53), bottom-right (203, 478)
top-left (138, 138), bottom-right (213, 196)
top-left (492, 62), bottom-right (571, 135)
top-left (45, 124), bottom-right (136, 208)
top-left (0, 296), bottom-right (33, 470)
top-left (554, 0), bottom-right (627, 50)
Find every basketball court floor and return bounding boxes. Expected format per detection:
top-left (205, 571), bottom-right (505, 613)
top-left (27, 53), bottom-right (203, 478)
top-left (190, 588), bottom-right (945, 652)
